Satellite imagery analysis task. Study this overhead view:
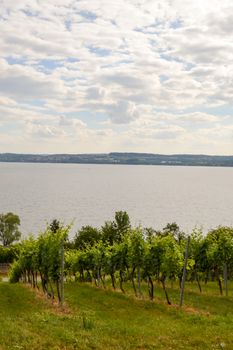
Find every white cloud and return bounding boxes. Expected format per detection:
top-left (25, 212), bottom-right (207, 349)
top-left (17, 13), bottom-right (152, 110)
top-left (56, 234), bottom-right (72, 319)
top-left (0, 0), bottom-right (232, 154)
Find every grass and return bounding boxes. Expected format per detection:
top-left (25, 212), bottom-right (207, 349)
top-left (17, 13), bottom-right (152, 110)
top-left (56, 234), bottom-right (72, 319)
top-left (0, 280), bottom-right (233, 349)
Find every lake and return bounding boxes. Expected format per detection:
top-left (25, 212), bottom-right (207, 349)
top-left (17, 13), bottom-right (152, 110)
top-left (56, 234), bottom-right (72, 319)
top-left (0, 162), bottom-right (233, 238)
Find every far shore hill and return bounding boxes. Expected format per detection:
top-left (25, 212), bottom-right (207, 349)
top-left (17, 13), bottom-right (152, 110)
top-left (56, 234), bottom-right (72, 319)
top-left (0, 152), bottom-right (233, 167)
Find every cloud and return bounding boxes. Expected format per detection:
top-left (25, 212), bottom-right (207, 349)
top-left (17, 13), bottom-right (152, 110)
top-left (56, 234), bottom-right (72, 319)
top-left (59, 115), bottom-right (86, 128)
top-left (26, 123), bottom-right (67, 139)
top-left (0, 59), bottom-right (65, 100)
top-left (0, 0), bottom-right (232, 154)
top-left (105, 100), bottom-right (139, 124)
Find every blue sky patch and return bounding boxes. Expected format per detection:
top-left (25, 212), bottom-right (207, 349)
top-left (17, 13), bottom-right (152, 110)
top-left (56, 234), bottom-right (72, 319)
top-left (87, 46), bottom-right (111, 57)
top-left (170, 19), bottom-right (183, 29)
top-left (6, 56), bottom-right (27, 65)
top-left (79, 10), bottom-right (97, 22)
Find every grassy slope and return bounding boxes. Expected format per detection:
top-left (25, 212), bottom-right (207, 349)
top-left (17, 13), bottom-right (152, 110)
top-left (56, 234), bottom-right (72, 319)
top-left (0, 281), bottom-right (233, 350)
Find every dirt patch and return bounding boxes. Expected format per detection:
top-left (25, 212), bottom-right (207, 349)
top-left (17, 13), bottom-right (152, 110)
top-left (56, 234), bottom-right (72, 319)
top-left (22, 283), bottom-right (74, 316)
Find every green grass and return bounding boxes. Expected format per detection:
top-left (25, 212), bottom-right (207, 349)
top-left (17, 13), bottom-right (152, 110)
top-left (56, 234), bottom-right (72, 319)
top-left (0, 280), bottom-right (233, 349)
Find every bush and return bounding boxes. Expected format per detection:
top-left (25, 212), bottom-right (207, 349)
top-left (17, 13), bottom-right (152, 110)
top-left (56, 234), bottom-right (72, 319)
top-left (0, 245), bottom-right (19, 263)
top-left (9, 260), bottom-right (23, 283)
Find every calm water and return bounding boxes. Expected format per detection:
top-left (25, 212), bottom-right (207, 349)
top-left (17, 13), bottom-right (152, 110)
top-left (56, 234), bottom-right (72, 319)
top-left (0, 162), bottom-right (233, 237)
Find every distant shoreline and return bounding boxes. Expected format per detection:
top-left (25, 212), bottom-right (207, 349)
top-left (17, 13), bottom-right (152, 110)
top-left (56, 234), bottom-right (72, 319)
top-left (0, 152), bottom-right (233, 167)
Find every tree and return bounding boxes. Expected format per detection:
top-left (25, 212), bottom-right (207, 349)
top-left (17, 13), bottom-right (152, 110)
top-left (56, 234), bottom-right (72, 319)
top-left (74, 226), bottom-right (101, 250)
top-left (159, 235), bottom-right (183, 304)
top-left (189, 228), bottom-right (209, 292)
top-left (113, 211), bottom-right (131, 242)
top-left (128, 228), bottom-right (145, 297)
top-left (114, 239), bottom-right (129, 293)
top-left (102, 211), bottom-right (131, 245)
top-left (143, 227), bottom-right (159, 243)
top-left (0, 212), bottom-right (21, 246)
top-left (0, 244), bottom-right (19, 263)
top-left (162, 222), bottom-right (185, 245)
top-left (10, 223), bottom-right (71, 304)
top-left (143, 236), bottom-right (163, 300)
top-left (101, 221), bottom-right (116, 245)
top-left (206, 226), bottom-right (233, 296)
top-left (50, 219), bottom-right (61, 233)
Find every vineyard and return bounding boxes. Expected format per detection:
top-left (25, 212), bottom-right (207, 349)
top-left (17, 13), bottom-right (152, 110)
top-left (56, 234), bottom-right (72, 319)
top-left (9, 212), bottom-right (233, 307)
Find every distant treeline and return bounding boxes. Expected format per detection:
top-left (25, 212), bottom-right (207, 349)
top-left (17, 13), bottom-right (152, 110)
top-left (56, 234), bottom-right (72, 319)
top-left (0, 152), bottom-right (233, 167)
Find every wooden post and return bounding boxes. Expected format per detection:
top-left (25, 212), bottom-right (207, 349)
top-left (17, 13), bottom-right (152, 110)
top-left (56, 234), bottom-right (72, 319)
top-left (224, 262), bottom-right (228, 298)
top-left (60, 240), bottom-right (64, 307)
top-left (180, 236), bottom-right (190, 307)
top-left (137, 265), bottom-right (141, 297)
top-left (97, 268), bottom-right (100, 287)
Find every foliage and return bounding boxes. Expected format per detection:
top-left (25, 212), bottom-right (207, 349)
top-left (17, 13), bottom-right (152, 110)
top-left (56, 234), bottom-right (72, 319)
top-left (101, 211), bottom-right (131, 245)
top-left (8, 210), bottom-right (233, 306)
top-left (162, 222), bottom-right (186, 245)
top-left (9, 260), bottom-right (23, 283)
top-left (10, 223), bottom-right (71, 303)
top-left (74, 225), bottom-right (101, 249)
top-left (0, 244), bottom-right (19, 263)
top-left (49, 219), bottom-right (61, 233)
top-left (0, 212), bottom-right (21, 246)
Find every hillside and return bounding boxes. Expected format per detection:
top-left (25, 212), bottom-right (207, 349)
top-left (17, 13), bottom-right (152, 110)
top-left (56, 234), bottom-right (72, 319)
top-left (1, 281), bottom-right (233, 349)
top-left (0, 152), bottom-right (233, 166)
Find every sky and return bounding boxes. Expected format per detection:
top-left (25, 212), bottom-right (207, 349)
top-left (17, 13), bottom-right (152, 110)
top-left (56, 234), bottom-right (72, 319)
top-left (0, 0), bottom-right (233, 155)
